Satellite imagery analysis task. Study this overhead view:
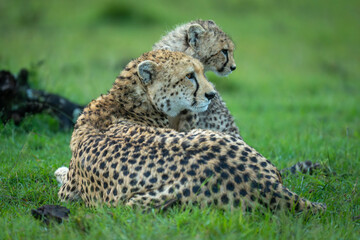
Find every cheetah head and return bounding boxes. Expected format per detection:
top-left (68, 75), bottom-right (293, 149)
top-left (187, 20), bottom-right (236, 77)
top-left (137, 51), bottom-right (216, 117)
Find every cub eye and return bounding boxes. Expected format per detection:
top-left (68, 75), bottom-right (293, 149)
top-left (221, 49), bottom-right (228, 56)
top-left (186, 72), bottom-right (195, 79)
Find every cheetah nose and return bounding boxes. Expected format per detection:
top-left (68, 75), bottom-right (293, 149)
top-left (205, 92), bottom-right (216, 100)
top-left (230, 65), bottom-right (236, 71)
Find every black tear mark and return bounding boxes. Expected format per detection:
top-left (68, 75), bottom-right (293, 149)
top-left (218, 51), bottom-right (229, 73)
top-left (193, 76), bottom-right (199, 97)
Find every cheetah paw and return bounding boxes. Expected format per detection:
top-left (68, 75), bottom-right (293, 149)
top-left (54, 167), bottom-right (69, 186)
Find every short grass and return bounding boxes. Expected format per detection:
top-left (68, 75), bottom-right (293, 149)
top-left (1, 0), bottom-right (359, 239)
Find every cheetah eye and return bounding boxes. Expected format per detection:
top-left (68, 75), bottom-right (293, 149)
top-left (186, 72), bottom-right (195, 80)
top-left (221, 49), bottom-right (228, 56)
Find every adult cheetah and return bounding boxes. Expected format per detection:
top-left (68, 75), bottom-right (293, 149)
top-left (58, 50), bottom-right (325, 213)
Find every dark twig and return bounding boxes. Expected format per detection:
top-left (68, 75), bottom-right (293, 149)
top-left (0, 69), bottom-right (84, 130)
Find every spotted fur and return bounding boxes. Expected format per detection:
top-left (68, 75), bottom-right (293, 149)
top-left (58, 50), bottom-right (325, 214)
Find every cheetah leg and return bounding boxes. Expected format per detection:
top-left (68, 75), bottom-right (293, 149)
top-left (154, 198), bottom-right (179, 211)
top-left (125, 185), bottom-right (178, 211)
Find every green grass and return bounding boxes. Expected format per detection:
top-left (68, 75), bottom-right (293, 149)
top-left (1, 0), bottom-right (360, 239)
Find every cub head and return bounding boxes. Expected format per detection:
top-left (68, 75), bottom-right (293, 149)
top-left (187, 20), bottom-right (236, 77)
top-left (137, 50), bottom-right (216, 117)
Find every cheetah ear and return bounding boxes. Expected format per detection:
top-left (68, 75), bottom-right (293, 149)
top-left (188, 24), bottom-right (205, 49)
top-left (137, 60), bottom-right (158, 85)
top-left (206, 20), bottom-right (216, 25)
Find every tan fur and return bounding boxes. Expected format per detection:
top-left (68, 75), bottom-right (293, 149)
top-left (58, 50), bottom-right (325, 214)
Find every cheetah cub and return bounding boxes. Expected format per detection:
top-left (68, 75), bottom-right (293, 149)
top-left (153, 19), bottom-right (322, 174)
top-left (58, 50), bottom-right (325, 214)
top-left (153, 20), bottom-right (240, 138)
top-left (153, 20), bottom-right (236, 76)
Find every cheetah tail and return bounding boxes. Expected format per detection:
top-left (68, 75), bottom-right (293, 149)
top-left (280, 161), bottom-right (321, 176)
top-left (279, 185), bottom-right (326, 214)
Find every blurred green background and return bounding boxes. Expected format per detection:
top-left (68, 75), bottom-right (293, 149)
top-left (1, 0), bottom-right (360, 239)
top-left (1, 0), bottom-right (359, 163)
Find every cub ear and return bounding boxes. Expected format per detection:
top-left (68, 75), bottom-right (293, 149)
top-left (187, 24), bottom-right (205, 49)
top-left (206, 20), bottom-right (215, 25)
top-left (137, 60), bottom-right (158, 85)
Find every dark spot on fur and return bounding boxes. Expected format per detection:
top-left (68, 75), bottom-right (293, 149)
top-left (226, 182), bottom-right (235, 191)
top-left (243, 173), bottom-right (250, 182)
top-left (192, 185), bottom-right (200, 194)
top-left (183, 188), bottom-right (190, 197)
top-left (211, 146), bottom-right (221, 153)
top-left (221, 194), bottom-right (229, 204)
top-left (211, 184), bottom-right (219, 193)
top-left (149, 177), bottom-right (157, 183)
top-left (186, 169), bottom-right (196, 176)
top-left (250, 157), bottom-right (258, 163)
top-left (204, 190), bottom-right (211, 197)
